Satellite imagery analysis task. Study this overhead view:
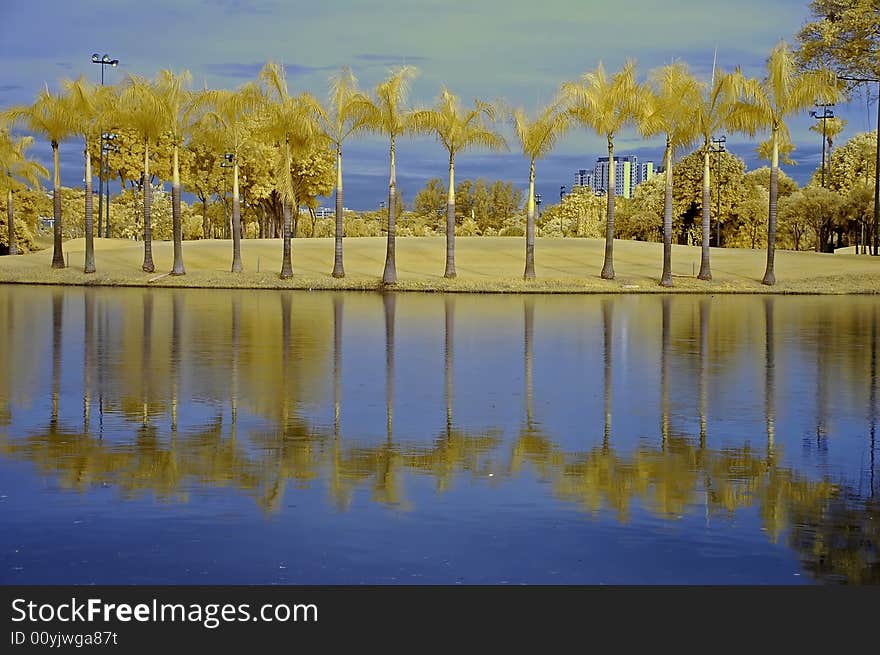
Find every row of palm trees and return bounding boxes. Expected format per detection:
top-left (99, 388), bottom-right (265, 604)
top-left (3, 39), bottom-right (839, 286)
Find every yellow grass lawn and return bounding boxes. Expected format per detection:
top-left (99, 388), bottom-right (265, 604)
top-left (1, 236), bottom-right (878, 293)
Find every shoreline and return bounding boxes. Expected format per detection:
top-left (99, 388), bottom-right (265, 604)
top-left (1, 236), bottom-right (878, 295)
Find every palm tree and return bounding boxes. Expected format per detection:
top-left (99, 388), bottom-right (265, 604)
top-left (116, 75), bottom-right (166, 273)
top-left (693, 69), bottom-right (735, 280)
top-left (562, 60), bottom-right (645, 280)
top-left (729, 41), bottom-right (839, 285)
top-left (65, 76), bottom-right (106, 273)
top-left (155, 70), bottom-right (193, 276)
top-left (259, 62), bottom-right (320, 279)
top-left (316, 67), bottom-right (369, 278)
top-left (354, 66), bottom-right (420, 286)
top-left (642, 63), bottom-right (702, 287)
top-left (512, 102), bottom-right (570, 279)
top-left (0, 126), bottom-right (47, 255)
top-left (198, 83), bottom-right (263, 272)
top-left (411, 88), bottom-right (507, 278)
top-left (6, 87), bottom-right (78, 268)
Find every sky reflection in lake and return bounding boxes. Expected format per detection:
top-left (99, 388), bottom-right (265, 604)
top-left (0, 287), bottom-right (877, 584)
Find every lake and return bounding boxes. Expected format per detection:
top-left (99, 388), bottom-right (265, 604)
top-left (0, 286), bottom-right (877, 584)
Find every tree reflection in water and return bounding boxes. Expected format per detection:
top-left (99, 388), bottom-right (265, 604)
top-left (0, 288), bottom-right (877, 583)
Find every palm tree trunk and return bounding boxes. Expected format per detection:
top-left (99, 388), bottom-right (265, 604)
top-left (280, 198), bottom-right (293, 278)
top-left (523, 159), bottom-right (536, 279)
top-left (762, 127), bottom-right (779, 286)
top-left (171, 144), bottom-right (185, 276)
top-left (697, 144), bottom-right (712, 280)
top-left (231, 160), bottom-right (243, 273)
top-left (445, 151), bottom-right (457, 279)
top-left (600, 136), bottom-right (615, 280)
top-left (51, 141), bottom-right (64, 269)
top-left (142, 140), bottom-right (155, 273)
top-left (84, 143), bottom-right (96, 273)
top-left (7, 187), bottom-right (17, 255)
top-left (331, 145), bottom-right (345, 278)
top-left (382, 138), bottom-right (398, 285)
top-left (660, 141), bottom-right (674, 287)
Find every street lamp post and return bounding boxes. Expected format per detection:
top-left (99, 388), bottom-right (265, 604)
top-left (91, 54), bottom-right (119, 239)
top-left (100, 133), bottom-right (117, 237)
top-left (809, 103), bottom-right (835, 188)
top-left (710, 136), bottom-right (726, 247)
top-left (839, 75), bottom-right (880, 255)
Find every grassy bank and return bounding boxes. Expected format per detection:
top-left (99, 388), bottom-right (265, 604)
top-left (0, 236), bottom-right (878, 293)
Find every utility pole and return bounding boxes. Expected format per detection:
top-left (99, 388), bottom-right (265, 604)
top-left (809, 103), bottom-right (835, 188)
top-left (839, 75), bottom-right (880, 255)
top-left (710, 136), bottom-right (726, 247)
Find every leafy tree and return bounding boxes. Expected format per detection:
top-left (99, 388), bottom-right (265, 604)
top-left (181, 122), bottom-right (225, 238)
top-left (797, 0), bottom-right (880, 79)
top-left (729, 40), bottom-right (840, 285)
top-left (0, 124), bottom-right (47, 254)
top-left (642, 62), bottom-right (702, 286)
top-left (729, 189), bottom-right (769, 249)
top-left (799, 185), bottom-right (845, 251)
top-left (413, 177), bottom-right (446, 223)
top-left (825, 131), bottom-right (877, 194)
top-left (539, 185), bottom-right (604, 238)
top-left (512, 102), bottom-right (570, 279)
top-left (838, 181), bottom-right (874, 252)
top-left (410, 88), bottom-right (506, 277)
top-left (621, 148), bottom-right (750, 246)
top-left (562, 60), bottom-right (647, 279)
top-left (6, 86), bottom-right (78, 268)
top-left (290, 147), bottom-right (334, 237)
top-left (778, 190), bottom-right (813, 251)
top-left (745, 166), bottom-right (798, 198)
top-left (353, 66), bottom-right (421, 285)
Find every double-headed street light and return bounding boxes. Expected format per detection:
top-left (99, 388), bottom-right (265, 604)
top-left (838, 75), bottom-right (880, 255)
top-left (709, 136), bottom-right (727, 248)
top-left (90, 54), bottom-right (119, 85)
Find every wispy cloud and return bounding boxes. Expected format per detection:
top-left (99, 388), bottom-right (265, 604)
top-left (355, 53), bottom-right (429, 67)
top-left (205, 0), bottom-right (278, 15)
top-left (202, 62), bottom-right (335, 80)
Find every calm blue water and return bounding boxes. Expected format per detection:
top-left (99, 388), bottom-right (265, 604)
top-left (0, 287), bottom-right (877, 584)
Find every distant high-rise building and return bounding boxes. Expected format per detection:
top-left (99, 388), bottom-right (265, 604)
top-left (573, 155), bottom-right (655, 198)
top-left (574, 168), bottom-right (594, 189)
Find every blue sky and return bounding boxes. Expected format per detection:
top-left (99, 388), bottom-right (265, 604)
top-left (1, 0), bottom-right (876, 209)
